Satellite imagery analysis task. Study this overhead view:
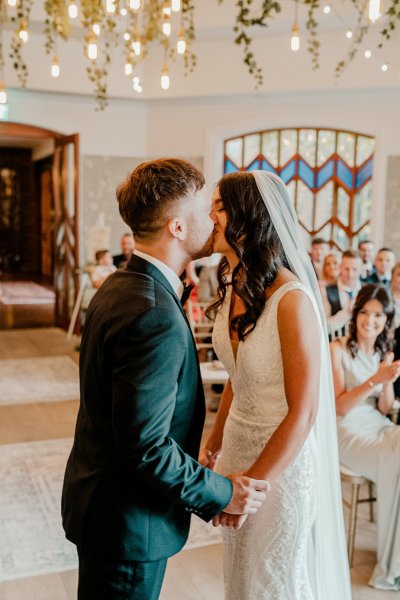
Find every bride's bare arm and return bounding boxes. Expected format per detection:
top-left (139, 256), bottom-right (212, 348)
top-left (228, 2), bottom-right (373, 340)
top-left (244, 290), bottom-right (320, 483)
top-left (199, 378), bottom-right (233, 468)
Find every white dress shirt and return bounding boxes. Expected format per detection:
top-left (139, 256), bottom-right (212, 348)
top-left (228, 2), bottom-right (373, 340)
top-left (134, 249), bottom-right (184, 299)
top-left (322, 278), bottom-right (362, 330)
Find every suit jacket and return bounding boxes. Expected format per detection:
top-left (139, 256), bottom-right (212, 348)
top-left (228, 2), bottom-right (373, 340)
top-left (62, 254), bottom-right (232, 561)
top-left (362, 272), bottom-right (391, 288)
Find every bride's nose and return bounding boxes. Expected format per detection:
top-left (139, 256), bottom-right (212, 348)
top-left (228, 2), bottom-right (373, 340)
top-left (210, 211), bottom-right (218, 224)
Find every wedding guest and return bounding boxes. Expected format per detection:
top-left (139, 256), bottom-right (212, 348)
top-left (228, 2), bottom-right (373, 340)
top-left (321, 250), bottom-right (362, 330)
top-left (364, 247), bottom-right (396, 288)
top-left (330, 284), bottom-right (400, 590)
top-left (358, 240), bottom-right (375, 280)
top-left (390, 262), bottom-right (400, 329)
top-left (310, 237), bottom-right (329, 280)
top-left (318, 253), bottom-right (341, 290)
top-left (91, 250), bottom-right (116, 289)
top-left (113, 232), bottom-right (135, 268)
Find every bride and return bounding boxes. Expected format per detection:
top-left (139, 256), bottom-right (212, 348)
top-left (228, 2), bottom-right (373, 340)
top-left (199, 171), bottom-right (351, 599)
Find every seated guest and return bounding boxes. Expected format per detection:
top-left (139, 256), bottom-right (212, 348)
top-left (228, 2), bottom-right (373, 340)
top-left (310, 237), bottom-right (329, 280)
top-left (113, 232), bottom-right (135, 268)
top-left (358, 239), bottom-right (375, 280)
top-left (330, 284), bottom-right (400, 590)
top-left (318, 252), bottom-right (341, 290)
top-left (91, 250), bottom-right (116, 289)
top-left (391, 262), bottom-right (400, 329)
top-left (197, 265), bottom-right (218, 302)
top-left (364, 247), bottom-right (396, 287)
top-left (321, 250), bottom-right (362, 330)
top-left (392, 263), bottom-right (400, 400)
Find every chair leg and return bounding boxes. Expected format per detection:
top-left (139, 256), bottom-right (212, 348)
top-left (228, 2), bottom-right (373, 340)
top-left (347, 483), bottom-right (360, 567)
top-left (368, 482), bottom-right (374, 522)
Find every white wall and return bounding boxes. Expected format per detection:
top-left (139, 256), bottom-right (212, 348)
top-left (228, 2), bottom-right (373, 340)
top-left (6, 88), bottom-right (148, 157)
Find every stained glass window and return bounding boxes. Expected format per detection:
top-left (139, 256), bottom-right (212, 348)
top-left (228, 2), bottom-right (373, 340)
top-left (223, 128), bottom-right (375, 251)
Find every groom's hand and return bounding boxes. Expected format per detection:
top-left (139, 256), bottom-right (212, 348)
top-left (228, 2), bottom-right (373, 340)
top-left (223, 472), bottom-right (269, 515)
top-left (212, 512), bottom-right (248, 530)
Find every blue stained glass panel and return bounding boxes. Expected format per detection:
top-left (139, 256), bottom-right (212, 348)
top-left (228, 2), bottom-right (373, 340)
top-left (280, 159), bottom-right (296, 184)
top-left (298, 159), bottom-right (314, 189)
top-left (261, 159), bottom-right (277, 173)
top-left (317, 159), bottom-right (334, 188)
top-left (337, 159), bottom-right (354, 189)
top-left (225, 159), bottom-right (239, 174)
top-left (246, 159), bottom-right (261, 171)
top-left (356, 158), bottom-right (373, 189)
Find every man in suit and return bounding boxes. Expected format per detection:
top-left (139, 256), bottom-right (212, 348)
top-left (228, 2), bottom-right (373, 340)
top-left (62, 159), bottom-right (268, 600)
top-left (113, 232), bottom-right (135, 268)
top-left (363, 247), bottom-right (396, 288)
top-left (321, 250), bottom-right (362, 332)
top-left (310, 237), bottom-right (329, 280)
top-left (358, 239), bottom-right (375, 280)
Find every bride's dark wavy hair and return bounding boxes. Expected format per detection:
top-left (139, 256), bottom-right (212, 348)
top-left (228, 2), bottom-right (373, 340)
top-left (206, 171), bottom-right (290, 341)
top-left (347, 284), bottom-right (394, 359)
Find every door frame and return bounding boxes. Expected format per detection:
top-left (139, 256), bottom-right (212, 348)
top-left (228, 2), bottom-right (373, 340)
top-left (0, 122), bottom-right (80, 329)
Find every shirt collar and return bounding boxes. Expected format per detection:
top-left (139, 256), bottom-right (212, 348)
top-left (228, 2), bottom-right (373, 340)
top-left (337, 278), bottom-right (361, 294)
top-left (134, 249), bottom-right (184, 299)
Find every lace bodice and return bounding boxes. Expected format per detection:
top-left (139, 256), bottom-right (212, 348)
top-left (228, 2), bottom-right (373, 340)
top-left (213, 280), bottom-right (313, 431)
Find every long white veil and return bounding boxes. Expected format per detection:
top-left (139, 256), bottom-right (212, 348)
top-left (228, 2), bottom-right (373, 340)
top-left (252, 170), bottom-right (352, 599)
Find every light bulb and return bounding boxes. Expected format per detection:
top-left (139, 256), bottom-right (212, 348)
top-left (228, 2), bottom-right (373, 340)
top-left (120, 7), bottom-right (127, 15)
top-left (162, 19), bottom-right (171, 36)
top-left (163, 0), bottom-right (171, 15)
top-left (364, 49), bottom-right (372, 58)
top-left (177, 29), bottom-right (186, 54)
top-left (106, 0), bottom-right (116, 13)
top-left (87, 37), bottom-right (98, 60)
top-left (381, 63), bottom-right (388, 71)
top-left (51, 56), bottom-right (60, 77)
top-left (0, 84), bottom-right (7, 105)
top-left (132, 40), bottom-right (141, 55)
top-left (368, 0), bottom-right (381, 22)
top-left (19, 21), bottom-right (29, 43)
top-left (68, 0), bottom-right (78, 19)
top-left (323, 4), bottom-right (331, 13)
top-left (346, 30), bottom-right (353, 39)
top-left (125, 62), bottom-right (133, 75)
top-left (161, 64), bottom-right (170, 90)
top-left (290, 23), bottom-right (300, 51)
top-left (171, 0), bottom-right (180, 11)
top-left (92, 23), bottom-right (100, 35)
top-left (7, 0), bottom-right (17, 6)
top-left (133, 76), bottom-right (140, 85)
top-left (129, 0), bottom-right (140, 9)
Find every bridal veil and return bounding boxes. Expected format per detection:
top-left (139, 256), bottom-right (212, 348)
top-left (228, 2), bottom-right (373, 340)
top-left (252, 170), bottom-right (352, 599)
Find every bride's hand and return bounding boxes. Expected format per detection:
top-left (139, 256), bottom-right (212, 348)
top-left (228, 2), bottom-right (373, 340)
top-left (212, 512), bottom-right (248, 530)
top-left (198, 446), bottom-right (221, 470)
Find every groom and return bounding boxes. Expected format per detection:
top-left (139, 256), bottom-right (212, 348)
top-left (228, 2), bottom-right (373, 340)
top-left (62, 158), bottom-right (268, 600)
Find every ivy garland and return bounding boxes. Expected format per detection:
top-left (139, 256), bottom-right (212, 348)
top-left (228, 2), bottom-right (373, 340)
top-left (1, 0), bottom-right (399, 108)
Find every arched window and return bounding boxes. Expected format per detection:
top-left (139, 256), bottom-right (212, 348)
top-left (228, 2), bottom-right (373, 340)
top-left (224, 128), bottom-right (375, 251)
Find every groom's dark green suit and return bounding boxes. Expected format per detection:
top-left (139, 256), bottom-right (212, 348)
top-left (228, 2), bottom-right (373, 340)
top-left (61, 254), bottom-right (232, 598)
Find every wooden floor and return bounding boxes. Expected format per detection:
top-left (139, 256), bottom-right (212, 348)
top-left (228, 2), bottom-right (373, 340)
top-left (0, 328), bottom-right (394, 599)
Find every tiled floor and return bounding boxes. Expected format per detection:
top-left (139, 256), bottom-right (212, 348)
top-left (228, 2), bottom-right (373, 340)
top-left (0, 328), bottom-right (395, 599)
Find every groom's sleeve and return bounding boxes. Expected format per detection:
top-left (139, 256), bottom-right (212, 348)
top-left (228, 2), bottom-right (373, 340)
top-left (111, 306), bottom-right (232, 522)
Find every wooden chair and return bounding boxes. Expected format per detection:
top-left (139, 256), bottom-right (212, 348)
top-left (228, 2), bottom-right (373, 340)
top-left (340, 464), bottom-right (376, 567)
top-left (186, 300), bottom-right (214, 351)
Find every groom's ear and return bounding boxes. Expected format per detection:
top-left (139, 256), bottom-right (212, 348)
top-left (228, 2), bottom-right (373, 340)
top-left (167, 217), bottom-right (187, 241)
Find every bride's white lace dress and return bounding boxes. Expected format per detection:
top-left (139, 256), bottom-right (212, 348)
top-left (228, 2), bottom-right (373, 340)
top-left (213, 281), bottom-right (318, 599)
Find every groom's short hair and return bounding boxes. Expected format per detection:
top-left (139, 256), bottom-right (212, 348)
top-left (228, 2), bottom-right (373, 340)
top-left (117, 158), bottom-right (205, 240)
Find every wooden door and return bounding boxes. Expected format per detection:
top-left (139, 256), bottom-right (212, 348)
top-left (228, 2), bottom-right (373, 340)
top-left (52, 134), bottom-right (80, 329)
